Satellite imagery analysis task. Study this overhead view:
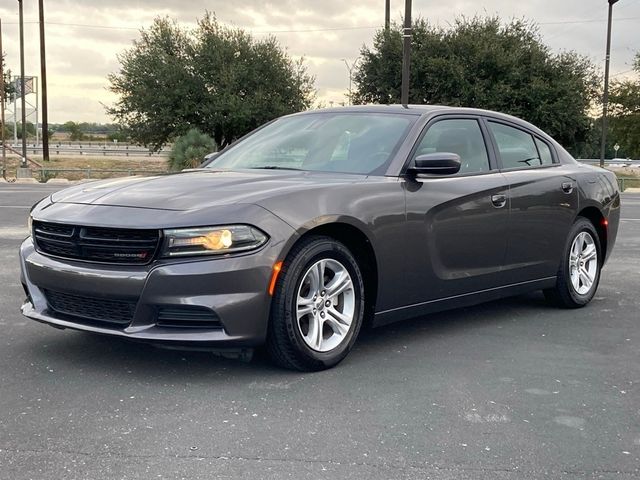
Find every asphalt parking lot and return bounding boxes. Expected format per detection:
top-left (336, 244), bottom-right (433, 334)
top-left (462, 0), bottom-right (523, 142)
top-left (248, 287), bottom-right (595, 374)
top-left (1, 183), bottom-right (639, 479)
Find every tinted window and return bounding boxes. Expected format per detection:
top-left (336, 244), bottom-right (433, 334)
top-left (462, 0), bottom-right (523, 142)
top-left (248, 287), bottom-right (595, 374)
top-left (413, 119), bottom-right (490, 174)
top-left (535, 138), bottom-right (554, 165)
top-left (211, 113), bottom-right (415, 175)
top-left (488, 122), bottom-right (541, 169)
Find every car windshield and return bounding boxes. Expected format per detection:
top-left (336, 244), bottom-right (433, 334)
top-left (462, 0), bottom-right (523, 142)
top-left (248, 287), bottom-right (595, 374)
top-left (209, 112), bottom-right (416, 175)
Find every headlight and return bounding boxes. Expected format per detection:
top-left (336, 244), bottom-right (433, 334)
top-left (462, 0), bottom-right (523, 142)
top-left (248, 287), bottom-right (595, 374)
top-left (27, 214), bottom-right (33, 237)
top-left (161, 225), bottom-right (268, 257)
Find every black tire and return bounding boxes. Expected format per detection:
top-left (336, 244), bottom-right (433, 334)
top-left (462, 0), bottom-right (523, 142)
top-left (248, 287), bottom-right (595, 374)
top-left (266, 236), bottom-right (365, 371)
top-left (544, 217), bottom-right (602, 308)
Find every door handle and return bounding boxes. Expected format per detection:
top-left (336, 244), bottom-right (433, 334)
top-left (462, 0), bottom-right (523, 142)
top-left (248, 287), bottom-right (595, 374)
top-left (491, 194), bottom-right (507, 208)
top-left (561, 182), bottom-right (574, 194)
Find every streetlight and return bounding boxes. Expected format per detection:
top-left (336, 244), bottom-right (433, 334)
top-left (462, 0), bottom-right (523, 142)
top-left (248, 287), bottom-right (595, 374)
top-left (600, 0), bottom-right (620, 168)
top-left (341, 58), bottom-right (359, 106)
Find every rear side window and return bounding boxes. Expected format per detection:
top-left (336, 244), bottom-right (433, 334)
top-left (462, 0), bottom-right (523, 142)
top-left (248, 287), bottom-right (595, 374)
top-left (488, 122), bottom-right (542, 169)
top-left (414, 119), bottom-right (490, 174)
top-left (535, 138), bottom-right (554, 165)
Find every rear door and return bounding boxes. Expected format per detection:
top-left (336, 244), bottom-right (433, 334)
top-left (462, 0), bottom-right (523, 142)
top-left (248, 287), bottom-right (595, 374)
top-left (402, 116), bottom-right (511, 304)
top-left (484, 119), bottom-right (578, 283)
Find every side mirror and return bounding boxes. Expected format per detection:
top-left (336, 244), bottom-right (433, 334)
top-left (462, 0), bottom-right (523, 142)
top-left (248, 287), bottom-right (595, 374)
top-left (408, 152), bottom-right (461, 176)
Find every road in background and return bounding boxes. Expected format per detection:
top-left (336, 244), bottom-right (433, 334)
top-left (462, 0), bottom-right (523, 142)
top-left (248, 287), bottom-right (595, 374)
top-left (1, 185), bottom-right (639, 479)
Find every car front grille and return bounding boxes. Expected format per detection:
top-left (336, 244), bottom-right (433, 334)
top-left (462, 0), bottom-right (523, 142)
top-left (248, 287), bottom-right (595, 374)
top-left (33, 221), bottom-right (161, 265)
top-left (44, 289), bottom-right (137, 327)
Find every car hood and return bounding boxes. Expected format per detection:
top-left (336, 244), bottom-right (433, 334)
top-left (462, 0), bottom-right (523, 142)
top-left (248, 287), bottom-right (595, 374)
top-left (50, 170), bottom-right (365, 211)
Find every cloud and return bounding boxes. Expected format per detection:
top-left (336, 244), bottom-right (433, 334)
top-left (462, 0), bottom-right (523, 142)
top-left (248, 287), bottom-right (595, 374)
top-left (0, 0), bottom-right (637, 122)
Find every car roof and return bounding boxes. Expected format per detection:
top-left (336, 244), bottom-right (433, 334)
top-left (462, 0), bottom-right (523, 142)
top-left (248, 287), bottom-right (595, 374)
top-left (297, 104), bottom-right (549, 138)
top-left (300, 104), bottom-right (527, 122)
top-left (302, 104), bottom-right (447, 116)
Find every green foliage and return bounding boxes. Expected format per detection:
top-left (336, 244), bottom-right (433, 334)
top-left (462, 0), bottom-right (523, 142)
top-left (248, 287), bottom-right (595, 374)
top-left (61, 121), bottom-right (85, 141)
top-left (169, 128), bottom-right (216, 171)
top-left (106, 128), bottom-right (131, 143)
top-left (1, 53), bottom-right (14, 98)
top-left (353, 17), bottom-right (600, 152)
top-left (12, 122), bottom-right (36, 139)
top-left (108, 14), bottom-right (316, 151)
top-left (608, 52), bottom-right (640, 159)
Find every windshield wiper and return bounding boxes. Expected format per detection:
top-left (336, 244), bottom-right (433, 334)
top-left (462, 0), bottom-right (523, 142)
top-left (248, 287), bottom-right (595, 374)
top-left (250, 165), bottom-right (302, 171)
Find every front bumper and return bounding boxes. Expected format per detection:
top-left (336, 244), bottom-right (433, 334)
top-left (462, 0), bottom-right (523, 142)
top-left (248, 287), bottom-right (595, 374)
top-left (19, 237), bottom-right (279, 348)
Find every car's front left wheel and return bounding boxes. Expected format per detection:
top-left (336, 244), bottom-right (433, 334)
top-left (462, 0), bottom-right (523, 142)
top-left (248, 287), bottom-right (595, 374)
top-left (266, 236), bottom-right (365, 371)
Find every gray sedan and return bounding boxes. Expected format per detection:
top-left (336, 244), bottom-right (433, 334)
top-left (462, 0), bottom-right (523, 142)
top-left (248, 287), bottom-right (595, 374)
top-left (20, 105), bottom-right (621, 370)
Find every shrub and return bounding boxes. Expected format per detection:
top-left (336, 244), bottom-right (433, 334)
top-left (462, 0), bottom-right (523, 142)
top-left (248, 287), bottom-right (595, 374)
top-left (169, 129), bottom-right (216, 171)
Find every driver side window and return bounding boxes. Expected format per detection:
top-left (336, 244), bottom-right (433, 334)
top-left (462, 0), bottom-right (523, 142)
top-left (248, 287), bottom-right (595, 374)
top-left (413, 119), bottom-right (490, 174)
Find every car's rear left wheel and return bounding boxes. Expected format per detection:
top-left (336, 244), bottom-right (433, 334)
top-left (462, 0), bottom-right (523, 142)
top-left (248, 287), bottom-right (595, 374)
top-left (544, 217), bottom-right (602, 308)
top-left (266, 236), bottom-right (365, 371)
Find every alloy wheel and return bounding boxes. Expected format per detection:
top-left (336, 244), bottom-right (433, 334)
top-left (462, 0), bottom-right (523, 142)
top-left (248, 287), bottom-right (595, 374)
top-left (569, 231), bottom-right (598, 295)
top-left (295, 258), bottom-right (355, 352)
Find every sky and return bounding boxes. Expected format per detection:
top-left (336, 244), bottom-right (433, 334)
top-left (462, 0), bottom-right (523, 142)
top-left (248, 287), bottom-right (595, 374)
top-left (0, 0), bottom-right (639, 124)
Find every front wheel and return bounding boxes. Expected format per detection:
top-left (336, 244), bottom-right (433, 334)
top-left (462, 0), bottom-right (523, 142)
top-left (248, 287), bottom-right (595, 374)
top-left (266, 236), bottom-right (365, 371)
top-left (544, 218), bottom-right (602, 308)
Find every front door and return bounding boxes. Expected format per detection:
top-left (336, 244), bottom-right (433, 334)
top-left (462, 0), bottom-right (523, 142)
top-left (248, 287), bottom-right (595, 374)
top-left (402, 117), bottom-right (510, 305)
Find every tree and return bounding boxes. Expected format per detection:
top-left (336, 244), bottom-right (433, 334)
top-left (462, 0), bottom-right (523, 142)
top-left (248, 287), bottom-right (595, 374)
top-left (1, 53), bottom-right (14, 99)
top-left (608, 52), bottom-right (640, 159)
top-left (61, 121), bottom-right (85, 141)
top-left (108, 14), bottom-right (316, 151)
top-left (13, 122), bottom-right (36, 139)
top-left (353, 17), bottom-right (599, 153)
top-left (169, 128), bottom-right (215, 170)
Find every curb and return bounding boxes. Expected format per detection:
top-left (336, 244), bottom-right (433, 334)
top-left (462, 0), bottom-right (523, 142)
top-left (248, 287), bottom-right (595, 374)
top-left (14, 178), bottom-right (40, 184)
top-left (623, 187), bottom-right (640, 193)
top-left (46, 178), bottom-right (71, 185)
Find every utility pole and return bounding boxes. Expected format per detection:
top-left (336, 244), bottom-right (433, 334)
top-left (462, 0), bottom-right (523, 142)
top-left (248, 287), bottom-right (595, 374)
top-left (18, 0), bottom-right (27, 167)
top-left (39, 0), bottom-right (49, 162)
top-left (0, 18), bottom-right (6, 178)
top-left (401, 0), bottom-right (412, 106)
top-left (600, 0), bottom-right (619, 168)
top-left (385, 0), bottom-right (391, 31)
top-left (342, 58), bottom-right (359, 106)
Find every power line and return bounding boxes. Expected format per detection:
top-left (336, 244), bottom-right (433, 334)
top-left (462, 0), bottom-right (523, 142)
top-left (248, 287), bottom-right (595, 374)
top-left (7, 16), bottom-right (640, 33)
top-left (539, 16), bottom-right (640, 26)
top-left (611, 68), bottom-right (635, 78)
top-left (254, 25), bottom-right (381, 34)
top-left (2, 20), bottom-right (382, 34)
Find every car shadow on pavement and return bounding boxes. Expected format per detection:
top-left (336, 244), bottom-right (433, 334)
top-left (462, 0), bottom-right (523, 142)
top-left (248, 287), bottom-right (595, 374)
top-left (24, 291), bottom-right (553, 381)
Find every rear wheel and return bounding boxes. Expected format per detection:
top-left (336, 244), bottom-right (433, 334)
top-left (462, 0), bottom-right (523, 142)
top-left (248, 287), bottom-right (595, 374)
top-left (267, 236), bottom-right (365, 371)
top-left (544, 218), bottom-right (601, 308)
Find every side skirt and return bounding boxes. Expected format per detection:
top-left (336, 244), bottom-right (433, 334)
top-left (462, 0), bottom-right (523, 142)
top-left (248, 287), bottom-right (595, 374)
top-left (372, 276), bottom-right (557, 328)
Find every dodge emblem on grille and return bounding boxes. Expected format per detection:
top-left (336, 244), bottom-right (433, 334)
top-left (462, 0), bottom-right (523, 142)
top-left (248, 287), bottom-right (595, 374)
top-left (113, 252), bottom-right (148, 259)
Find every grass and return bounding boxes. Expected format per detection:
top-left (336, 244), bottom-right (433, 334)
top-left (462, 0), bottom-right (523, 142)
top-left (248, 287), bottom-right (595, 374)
top-left (609, 168), bottom-right (640, 191)
top-left (2, 154), bottom-right (170, 181)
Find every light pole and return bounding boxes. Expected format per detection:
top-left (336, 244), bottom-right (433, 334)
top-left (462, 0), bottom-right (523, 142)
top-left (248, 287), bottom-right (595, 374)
top-left (385, 0), bottom-right (391, 31)
top-left (342, 58), bottom-right (359, 106)
top-left (39, 0), bottom-right (49, 162)
top-left (600, 0), bottom-right (619, 168)
top-left (18, 0), bottom-right (27, 167)
top-left (1, 18), bottom-right (6, 178)
top-left (400, 0), bottom-right (412, 106)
